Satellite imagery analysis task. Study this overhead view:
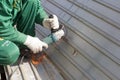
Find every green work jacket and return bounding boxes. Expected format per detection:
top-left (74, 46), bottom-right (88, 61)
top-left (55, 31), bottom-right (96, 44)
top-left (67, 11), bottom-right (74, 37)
top-left (0, 0), bottom-right (47, 44)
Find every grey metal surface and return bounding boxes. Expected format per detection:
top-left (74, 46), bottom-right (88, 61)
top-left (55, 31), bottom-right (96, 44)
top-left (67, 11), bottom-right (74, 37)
top-left (38, 0), bottom-right (120, 80)
top-left (5, 0), bottom-right (120, 80)
top-left (5, 57), bottom-right (64, 80)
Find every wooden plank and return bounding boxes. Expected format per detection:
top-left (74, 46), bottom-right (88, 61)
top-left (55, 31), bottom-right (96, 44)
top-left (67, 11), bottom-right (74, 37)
top-left (4, 56), bottom-right (64, 80)
top-left (29, 63), bottom-right (42, 80)
top-left (19, 62), bottom-right (36, 80)
top-left (5, 65), bottom-right (23, 80)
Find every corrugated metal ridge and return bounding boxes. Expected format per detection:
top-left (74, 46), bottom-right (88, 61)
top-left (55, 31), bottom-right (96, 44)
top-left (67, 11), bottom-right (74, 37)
top-left (36, 26), bottom-right (93, 80)
top-left (36, 17), bottom-right (120, 80)
top-left (43, 0), bottom-right (120, 66)
top-left (41, 0), bottom-right (120, 80)
top-left (36, 26), bottom-right (89, 80)
top-left (67, 0), bottom-right (120, 29)
top-left (36, 21), bottom-right (119, 80)
top-left (94, 0), bottom-right (120, 13)
top-left (1, 0), bottom-right (120, 80)
top-left (47, 0), bottom-right (120, 46)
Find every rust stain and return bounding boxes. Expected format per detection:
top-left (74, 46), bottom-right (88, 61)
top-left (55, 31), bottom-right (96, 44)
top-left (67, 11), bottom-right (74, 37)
top-left (31, 53), bottom-right (46, 65)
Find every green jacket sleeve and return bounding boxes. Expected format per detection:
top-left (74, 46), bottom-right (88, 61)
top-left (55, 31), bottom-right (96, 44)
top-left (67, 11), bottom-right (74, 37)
top-left (35, 0), bottom-right (48, 25)
top-left (0, 1), bottom-right (27, 44)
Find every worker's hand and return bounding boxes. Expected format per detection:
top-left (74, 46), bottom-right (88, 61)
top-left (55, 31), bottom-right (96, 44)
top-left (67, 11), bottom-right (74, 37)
top-left (24, 36), bottom-right (48, 53)
top-left (53, 30), bottom-right (64, 40)
top-left (43, 15), bottom-right (59, 29)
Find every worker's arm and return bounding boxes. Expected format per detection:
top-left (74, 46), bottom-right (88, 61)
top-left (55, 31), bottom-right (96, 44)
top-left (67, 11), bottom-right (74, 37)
top-left (24, 29), bottom-right (64, 53)
top-left (0, 0), bottom-right (48, 54)
top-left (35, 0), bottom-right (60, 30)
top-left (0, 1), bottom-right (27, 44)
top-left (35, 0), bottom-right (48, 25)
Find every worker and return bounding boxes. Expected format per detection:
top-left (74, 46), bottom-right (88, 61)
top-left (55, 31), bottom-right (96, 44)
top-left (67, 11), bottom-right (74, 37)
top-left (0, 0), bottom-right (64, 65)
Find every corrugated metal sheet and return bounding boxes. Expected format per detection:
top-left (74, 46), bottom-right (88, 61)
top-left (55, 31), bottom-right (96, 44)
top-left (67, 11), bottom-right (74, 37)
top-left (3, 0), bottom-right (120, 80)
top-left (37, 0), bottom-right (120, 80)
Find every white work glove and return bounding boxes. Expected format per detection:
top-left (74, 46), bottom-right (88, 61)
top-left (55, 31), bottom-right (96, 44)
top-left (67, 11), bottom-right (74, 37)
top-left (43, 15), bottom-right (59, 29)
top-left (24, 35), bottom-right (48, 53)
top-left (53, 30), bottom-right (65, 40)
